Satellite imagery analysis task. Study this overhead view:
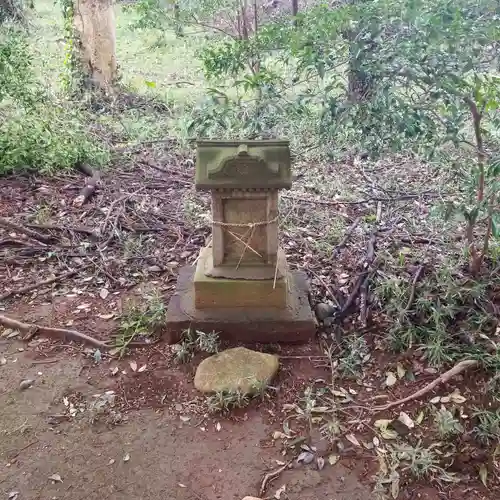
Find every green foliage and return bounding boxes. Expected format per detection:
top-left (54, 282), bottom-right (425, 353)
top-left (113, 294), bottom-right (166, 357)
top-left (0, 23), bottom-right (109, 175)
top-left (338, 335), bottom-right (370, 378)
top-left (205, 389), bottom-right (249, 413)
top-left (472, 408), bottom-right (500, 444)
top-left (376, 259), bottom-right (499, 368)
top-left (433, 407), bottom-right (464, 438)
top-left (0, 25), bottom-right (35, 105)
top-left (173, 327), bottom-right (220, 363)
top-left (191, 0), bottom-right (500, 266)
top-left (58, 0), bottom-right (87, 92)
top-left (0, 104), bottom-right (109, 175)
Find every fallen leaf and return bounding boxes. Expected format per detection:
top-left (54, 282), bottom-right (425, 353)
top-left (138, 364), bottom-right (147, 373)
top-left (178, 483), bottom-right (186, 488)
top-left (328, 454), bottom-right (339, 465)
top-left (374, 419), bottom-right (399, 440)
top-left (450, 391), bottom-right (466, 404)
top-left (7, 330), bottom-right (20, 339)
top-left (332, 390), bottom-right (347, 397)
top-left (215, 422), bottom-right (221, 432)
top-left (345, 433), bottom-right (361, 447)
top-left (362, 440), bottom-right (374, 450)
top-left (99, 288), bottom-right (109, 300)
top-left (396, 363), bottom-right (406, 379)
top-left (373, 436), bottom-right (380, 447)
top-left (385, 372), bottom-right (397, 387)
top-left (8, 492), bottom-right (19, 500)
top-left (108, 459), bottom-right (115, 465)
top-left (274, 484), bottom-right (286, 499)
top-left (98, 313), bottom-right (115, 320)
top-left (316, 456), bottom-right (325, 470)
top-left (479, 464), bottom-right (488, 486)
top-left (398, 411), bottom-right (415, 429)
top-left (390, 471), bottom-right (400, 499)
top-left (129, 361), bottom-right (137, 372)
top-left (0, 357), bottom-right (6, 365)
top-left (19, 379), bottom-right (34, 391)
top-left (416, 411), bottom-right (425, 424)
top-left (93, 349), bottom-right (102, 363)
top-left (430, 396), bottom-right (441, 404)
top-left (48, 473), bottom-right (62, 483)
top-left (180, 415), bottom-right (191, 423)
top-left (297, 451), bottom-right (315, 464)
top-left (440, 396), bottom-right (451, 403)
top-left (283, 420), bottom-right (292, 436)
top-left (390, 419), bottom-right (411, 437)
top-left (273, 430), bottom-right (287, 440)
top-left (123, 453), bottom-right (130, 462)
top-left (110, 367), bottom-right (119, 376)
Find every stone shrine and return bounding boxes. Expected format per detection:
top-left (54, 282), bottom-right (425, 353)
top-left (165, 140), bottom-right (316, 343)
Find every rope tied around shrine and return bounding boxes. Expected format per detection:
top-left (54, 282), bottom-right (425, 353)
top-left (209, 215), bottom-right (279, 271)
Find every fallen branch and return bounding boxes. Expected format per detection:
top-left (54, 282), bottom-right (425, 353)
top-left (0, 264), bottom-right (91, 302)
top-left (336, 231), bottom-right (377, 322)
top-left (372, 359), bottom-right (479, 411)
top-left (73, 163), bottom-right (100, 207)
top-left (259, 460), bottom-right (292, 497)
top-left (282, 192), bottom-right (440, 207)
top-left (0, 217), bottom-right (53, 245)
top-left (398, 264), bottom-right (424, 322)
top-left (26, 223), bottom-right (99, 238)
top-left (332, 216), bottom-right (361, 259)
top-left (0, 314), bottom-right (109, 349)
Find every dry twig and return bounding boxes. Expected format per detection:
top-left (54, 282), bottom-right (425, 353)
top-left (372, 359), bottom-right (479, 411)
top-left (0, 314), bottom-right (109, 349)
top-left (73, 163), bottom-right (100, 207)
top-left (259, 460), bottom-right (292, 497)
top-left (0, 216), bottom-right (53, 245)
top-left (0, 264), bottom-right (91, 302)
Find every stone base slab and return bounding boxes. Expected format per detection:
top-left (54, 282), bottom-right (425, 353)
top-left (194, 246), bottom-right (287, 309)
top-left (164, 266), bottom-right (317, 344)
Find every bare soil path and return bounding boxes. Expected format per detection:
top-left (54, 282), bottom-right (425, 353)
top-left (0, 339), bottom-right (370, 500)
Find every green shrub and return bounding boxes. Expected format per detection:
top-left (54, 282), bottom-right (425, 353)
top-left (0, 24), bottom-right (109, 175)
top-left (0, 104), bottom-right (109, 175)
top-left (0, 24), bottom-right (35, 105)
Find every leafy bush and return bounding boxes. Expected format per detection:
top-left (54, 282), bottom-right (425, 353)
top-left (0, 104), bottom-right (109, 175)
top-left (0, 25), bottom-right (109, 175)
top-left (0, 24), bottom-right (35, 105)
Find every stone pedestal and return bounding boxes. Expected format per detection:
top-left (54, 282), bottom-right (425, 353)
top-left (165, 140), bottom-right (316, 344)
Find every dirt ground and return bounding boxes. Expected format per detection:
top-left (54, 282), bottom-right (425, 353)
top-left (1, 146), bottom-right (498, 500)
top-left (0, 338), bottom-right (371, 500)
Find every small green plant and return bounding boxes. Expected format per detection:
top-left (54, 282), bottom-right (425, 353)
top-left (472, 409), bottom-right (500, 445)
top-left (174, 327), bottom-right (219, 363)
top-left (206, 389), bottom-right (249, 414)
top-left (433, 407), bottom-right (464, 439)
top-left (113, 294), bottom-right (166, 357)
top-left (338, 335), bottom-right (369, 378)
top-left (393, 442), bottom-right (456, 482)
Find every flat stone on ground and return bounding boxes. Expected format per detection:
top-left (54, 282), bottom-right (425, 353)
top-left (194, 347), bottom-right (279, 395)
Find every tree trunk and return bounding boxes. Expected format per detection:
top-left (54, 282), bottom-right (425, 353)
top-left (346, 1), bottom-right (376, 103)
top-left (73, 0), bottom-right (117, 91)
top-left (291, 0), bottom-right (298, 16)
top-left (347, 40), bottom-right (376, 102)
